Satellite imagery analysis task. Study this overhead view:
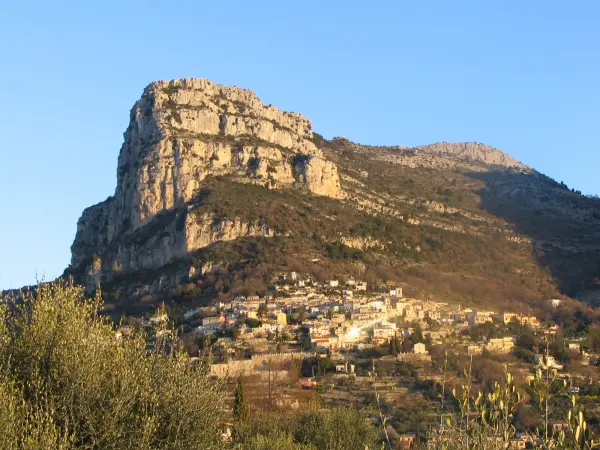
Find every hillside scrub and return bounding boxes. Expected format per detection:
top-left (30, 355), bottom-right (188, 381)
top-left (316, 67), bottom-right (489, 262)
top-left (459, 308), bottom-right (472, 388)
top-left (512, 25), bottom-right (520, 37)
top-left (0, 283), bottom-right (223, 449)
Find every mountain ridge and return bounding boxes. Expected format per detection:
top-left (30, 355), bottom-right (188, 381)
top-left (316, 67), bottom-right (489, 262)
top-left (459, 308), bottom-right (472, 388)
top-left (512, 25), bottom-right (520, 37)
top-left (326, 136), bottom-right (530, 173)
top-left (64, 78), bottom-right (600, 315)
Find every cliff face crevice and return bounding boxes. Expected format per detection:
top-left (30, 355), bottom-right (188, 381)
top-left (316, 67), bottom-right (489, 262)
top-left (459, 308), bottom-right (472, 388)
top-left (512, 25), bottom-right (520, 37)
top-left (70, 78), bottom-right (343, 290)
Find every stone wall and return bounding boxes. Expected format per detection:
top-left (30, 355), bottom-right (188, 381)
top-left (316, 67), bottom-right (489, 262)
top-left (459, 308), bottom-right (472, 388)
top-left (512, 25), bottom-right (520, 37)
top-left (209, 351), bottom-right (310, 378)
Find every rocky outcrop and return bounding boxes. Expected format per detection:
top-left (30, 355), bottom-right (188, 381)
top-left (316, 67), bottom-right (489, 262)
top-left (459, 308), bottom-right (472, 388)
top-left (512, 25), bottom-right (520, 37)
top-left (186, 213), bottom-right (275, 251)
top-left (67, 78), bottom-right (598, 305)
top-left (70, 78), bottom-right (343, 291)
top-left (415, 142), bottom-right (528, 170)
top-left (114, 78), bottom-right (343, 233)
top-left (293, 155), bottom-right (342, 197)
top-left (339, 138), bottom-right (531, 172)
top-left (77, 207), bottom-right (276, 291)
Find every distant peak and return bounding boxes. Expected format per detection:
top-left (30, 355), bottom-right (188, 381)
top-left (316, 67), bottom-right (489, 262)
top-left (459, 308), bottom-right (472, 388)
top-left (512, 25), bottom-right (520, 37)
top-left (414, 142), bottom-right (530, 170)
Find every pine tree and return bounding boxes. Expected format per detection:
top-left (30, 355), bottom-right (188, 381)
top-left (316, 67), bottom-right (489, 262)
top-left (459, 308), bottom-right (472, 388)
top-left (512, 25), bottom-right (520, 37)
top-left (257, 303), bottom-right (268, 319)
top-left (233, 376), bottom-right (251, 425)
top-left (413, 323), bottom-right (424, 343)
top-left (389, 336), bottom-right (397, 355)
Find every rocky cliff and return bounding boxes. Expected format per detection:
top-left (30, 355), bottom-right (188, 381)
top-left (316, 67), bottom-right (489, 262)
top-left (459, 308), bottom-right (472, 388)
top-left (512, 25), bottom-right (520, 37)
top-left (328, 137), bottom-right (531, 172)
top-left (71, 78), bottom-right (342, 291)
top-left (67, 78), bottom-right (600, 312)
top-left (415, 142), bottom-right (528, 169)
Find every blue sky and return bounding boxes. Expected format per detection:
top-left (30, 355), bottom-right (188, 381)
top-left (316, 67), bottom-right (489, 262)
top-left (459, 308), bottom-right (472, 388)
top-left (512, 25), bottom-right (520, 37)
top-left (1, 1), bottom-right (599, 289)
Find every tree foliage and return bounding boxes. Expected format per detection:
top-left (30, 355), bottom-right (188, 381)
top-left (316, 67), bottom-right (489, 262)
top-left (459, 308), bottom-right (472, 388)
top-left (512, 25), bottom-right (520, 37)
top-left (0, 283), bottom-right (223, 449)
top-left (233, 376), bottom-right (251, 426)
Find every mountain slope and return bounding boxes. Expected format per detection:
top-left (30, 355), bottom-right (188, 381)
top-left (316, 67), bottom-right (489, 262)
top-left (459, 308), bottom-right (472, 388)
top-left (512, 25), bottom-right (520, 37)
top-left (65, 78), bottom-right (600, 315)
top-left (320, 136), bottom-right (600, 295)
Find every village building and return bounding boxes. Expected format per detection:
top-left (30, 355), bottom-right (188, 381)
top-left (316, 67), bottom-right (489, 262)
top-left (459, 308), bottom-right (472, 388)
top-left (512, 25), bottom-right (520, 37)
top-left (202, 315), bottom-right (224, 328)
top-left (519, 315), bottom-right (540, 328)
top-left (467, 344), bottom-right (483, 355)
top-left (413, 342), bottom-right (428, 355)
top-left (486, 336), bottom-right (515, 353)
top-left (568, 342), bottom-right (581, 352)
top-left (373, 322), bottom-right (397, 339)
top-left (355, 281), bottom-right (368, 291)
top-left (498, 312), bottom-right (519, 325)
top-left (467, 310), bottom-right (493, 326)
top-left (396, 433), bottom-right (416, 449)
top-left (534, 354), bottom-right (563, 370)
top-left (276, 311), bottom-right (288, 325)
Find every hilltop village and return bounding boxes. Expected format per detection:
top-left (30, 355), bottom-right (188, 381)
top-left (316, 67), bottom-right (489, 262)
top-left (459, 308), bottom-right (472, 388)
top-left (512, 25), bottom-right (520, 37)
top-left (120, 272), bottom-right (600, 446)
top-left (185, 273), bottom-right (544, 364)
top-left (174, 272), bottom-right (575, 366)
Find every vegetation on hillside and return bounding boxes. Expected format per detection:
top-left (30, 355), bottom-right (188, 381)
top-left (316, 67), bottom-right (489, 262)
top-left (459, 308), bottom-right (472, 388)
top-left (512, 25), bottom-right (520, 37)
top-left (66, 131), bottom-right (600, 316)
top-left (317, 134), bottom-right (600, 299)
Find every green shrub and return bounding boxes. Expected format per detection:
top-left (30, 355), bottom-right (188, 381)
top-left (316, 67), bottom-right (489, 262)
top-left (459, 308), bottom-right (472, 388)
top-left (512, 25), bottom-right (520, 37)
top-left (293, 408), bottom-right (379, 450)
top-left (238, 431), bottom-right (316, 450)
top-left (0, 283), bottom-right (224, 449)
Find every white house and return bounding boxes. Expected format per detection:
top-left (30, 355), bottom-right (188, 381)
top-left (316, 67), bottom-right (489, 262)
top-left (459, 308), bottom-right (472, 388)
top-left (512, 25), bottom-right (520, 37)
top-left (534, 354), bottom-right (563, 370)
top-left (373, 323), bottom-right (397, 338)
top-left (368, 300), bottom-right (385, 311)
top-left (550, 299), bottom-right (562, 308)
top-left (389, 287), bottom-right (403, 297)
top-left (356, 281), bottom-right (367, 291)
top-left (413, 342), bottom-right (428, 355)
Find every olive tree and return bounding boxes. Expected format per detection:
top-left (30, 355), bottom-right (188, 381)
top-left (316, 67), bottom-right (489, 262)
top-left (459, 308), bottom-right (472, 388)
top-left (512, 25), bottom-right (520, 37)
top-left (0, 283), bottom-right (224, 449)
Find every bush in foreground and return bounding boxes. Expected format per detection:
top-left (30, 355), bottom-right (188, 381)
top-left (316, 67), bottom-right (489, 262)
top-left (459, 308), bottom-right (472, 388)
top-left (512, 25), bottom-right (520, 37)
top-left (0, 283), bottom-right (223, 449)
top-left (236, 407), bottom-right (379, 450)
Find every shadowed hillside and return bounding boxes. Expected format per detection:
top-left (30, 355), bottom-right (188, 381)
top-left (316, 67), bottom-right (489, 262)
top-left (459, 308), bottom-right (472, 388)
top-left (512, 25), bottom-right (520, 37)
top-left (466, 170), bottom-right (600, 299)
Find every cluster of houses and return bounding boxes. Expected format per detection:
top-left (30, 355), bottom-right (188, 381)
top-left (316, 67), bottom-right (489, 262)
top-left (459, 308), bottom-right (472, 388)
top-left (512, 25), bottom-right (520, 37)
top-left (116, 272), bottom-right (596, 385)
top-left (189, 274), bottom-right (400, 356)
top-left (174, 273), bottom-right (576, 368)
top-left (123, 275), bottom-right (595, 448)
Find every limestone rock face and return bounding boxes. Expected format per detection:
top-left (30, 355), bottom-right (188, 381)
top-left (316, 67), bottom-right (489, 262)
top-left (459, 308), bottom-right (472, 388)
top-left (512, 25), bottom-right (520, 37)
top-left (293, 155), bottom-right (342, 198)
top-left (415, 142), bottom-right (527, 170)
top-left (185, 213), bottom-right (275, 252)
top-left (70, 78), bottom-right (343, 290)
top-left (114, 78), bottom-right (343, 233)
